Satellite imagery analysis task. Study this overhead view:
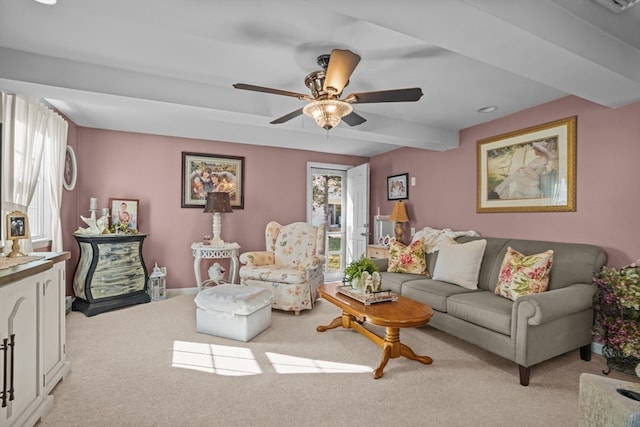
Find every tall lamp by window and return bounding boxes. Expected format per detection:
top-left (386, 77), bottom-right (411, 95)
top-left (204, 192), bottom-right (233, 246)
top-left (388, 201), bottom-right (409, 243)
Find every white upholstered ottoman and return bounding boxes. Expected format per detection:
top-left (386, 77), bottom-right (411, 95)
top-left (194, 284), bottom-right (272, 342)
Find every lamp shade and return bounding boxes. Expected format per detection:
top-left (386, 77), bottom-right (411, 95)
top-left (302, 100), bottom-right (353, 130)
top-left (203, 192), bottom-right (233, 213)
top-left (388, 201), bottom-right (409, 223)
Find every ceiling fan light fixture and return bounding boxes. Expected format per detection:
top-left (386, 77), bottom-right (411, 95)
top-left (303, 100), bottom-right (353, 130)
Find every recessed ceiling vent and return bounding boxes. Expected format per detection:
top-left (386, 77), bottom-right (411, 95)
top-left (592, 0), bottom-right (640, 13)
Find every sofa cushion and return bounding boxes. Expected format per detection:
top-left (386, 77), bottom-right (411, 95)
top-left (379, 272), bottom-right (426, 294)
top-left (401, 279), bottom-right (479, 312)
top-left (387, 239), bottom-right (428, 275)
top-left (495, 247), bottom-right (553, 301)
top-left (447, 291), bottom-right (513, 336)
top-left (432, 237), bottom-right (487, 289)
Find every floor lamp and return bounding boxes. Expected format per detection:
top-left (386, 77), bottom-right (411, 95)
top-left (203, 192), bottom-right (233, 246)
top-left (388, 201), bottom-right (409, 243)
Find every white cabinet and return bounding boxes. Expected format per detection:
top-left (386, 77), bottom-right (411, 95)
top-left (42, 262), bottom-right (71, 394)
top-left (0, 256), bottom-right (69, 427)
top-left (0, 274), bottom-right (50, 427)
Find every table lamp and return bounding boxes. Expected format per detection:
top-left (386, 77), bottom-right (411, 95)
top-left (204, 192), bottom-right (233, 246)
top-left (388, 201), bottom-right (409, 243)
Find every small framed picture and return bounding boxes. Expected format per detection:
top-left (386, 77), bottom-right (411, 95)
top-left (387, 173), bottom-right (409, 200)
top-left (109, 198), bottom-right (139, 231)
top-left (6, 211), bottom-right (30, 240)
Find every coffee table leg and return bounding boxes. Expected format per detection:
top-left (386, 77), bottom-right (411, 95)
top-left (316, 316), bottom-right (343, 332)
top-left (374, 327), bottom-right (432, 379)
top-left (400, 343), bottom-right (433, 365)
top-left (317, 312), bottom-right (355, 332)
top-left (374, 345), bottom-right (392, 379)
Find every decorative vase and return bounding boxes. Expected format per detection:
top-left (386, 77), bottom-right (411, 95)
top-left (594, 263), bottom-right (640, 375)
top-left (602, 347), bottom-right (640, 376)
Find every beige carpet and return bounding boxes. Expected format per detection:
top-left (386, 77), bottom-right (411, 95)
top-left (40, 294), bottom-right (636, 427)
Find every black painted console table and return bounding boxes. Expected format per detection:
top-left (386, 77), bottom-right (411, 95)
top-left (72, 233), bottom-right (150, 316)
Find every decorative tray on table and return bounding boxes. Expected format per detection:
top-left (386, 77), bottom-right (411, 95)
top-left (337, 286), bottom-right (399, 305)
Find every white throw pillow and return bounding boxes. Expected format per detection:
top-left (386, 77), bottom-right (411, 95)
top-left (432, 236), bottom-right (487, 289)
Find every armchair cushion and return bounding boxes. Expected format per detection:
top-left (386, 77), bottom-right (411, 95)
top-left (273, 222), bottom-right (323, 267)
top-left (239, 262), bottom-right (323, 284)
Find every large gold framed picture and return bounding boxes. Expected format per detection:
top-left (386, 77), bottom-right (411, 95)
top-left (181, 152), bottom-right (245, 209)
top-left (477, 116), bottom-right (576, 213)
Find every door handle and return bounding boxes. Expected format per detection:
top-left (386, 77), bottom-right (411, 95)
top-left (8, 334), bottom-right (14, 404)
top-left (1, 336), bottom-right (7, 407)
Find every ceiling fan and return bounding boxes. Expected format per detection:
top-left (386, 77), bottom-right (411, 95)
top-left (233, 49), bottom-right (423, 130)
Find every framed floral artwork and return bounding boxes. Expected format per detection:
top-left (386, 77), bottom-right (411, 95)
top-left (477, 116), bottom-right (576, 213)
top-left (181, 152), bottom-right (245, 209)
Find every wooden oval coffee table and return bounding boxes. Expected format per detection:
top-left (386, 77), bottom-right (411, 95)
top-left (316, 282), bottom-right (433, 379)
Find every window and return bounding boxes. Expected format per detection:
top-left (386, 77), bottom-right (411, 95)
top-left (1, 95), bottom-right (64, 252)
top-left (28, 146), bottom-right (53, 247)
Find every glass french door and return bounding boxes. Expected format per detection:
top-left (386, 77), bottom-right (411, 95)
top-left (307, 163), bottom-right (348, 282)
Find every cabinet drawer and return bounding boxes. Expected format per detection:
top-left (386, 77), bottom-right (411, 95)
top-left (367, 245), bottom-right (389, 259)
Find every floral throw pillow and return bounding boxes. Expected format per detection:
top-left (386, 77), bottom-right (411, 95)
top-left (387, 239), bottom-right (428, 275)
top-left (495, 247), bottom-right (554, 301)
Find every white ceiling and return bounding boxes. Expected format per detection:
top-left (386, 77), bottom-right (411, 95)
top-left (1, 0), bottom-right (639, 156)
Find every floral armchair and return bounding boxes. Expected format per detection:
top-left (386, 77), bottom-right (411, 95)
top-left (239, 221), bottom-right (326, 315)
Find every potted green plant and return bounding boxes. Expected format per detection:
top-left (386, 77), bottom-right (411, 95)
top-left (344, 256), bottom-right (379, 290)
top-left (593, 262), bottom-right (640, 375)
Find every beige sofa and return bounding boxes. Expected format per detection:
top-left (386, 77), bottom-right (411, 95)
top-left (373, 235), bottom-right (607, 386)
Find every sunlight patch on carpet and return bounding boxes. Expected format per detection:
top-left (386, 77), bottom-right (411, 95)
top-left (171, 340), bottom-right (372, 376)
top-left (265, 352), bottom-right (372, 374)
top-left (172, 340), bottom-right (262, 376)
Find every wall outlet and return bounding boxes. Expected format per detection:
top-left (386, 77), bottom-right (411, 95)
top-left (410, 227), bottom-right (416, 236)
top-left (411, 176), bottom-right (416, 186)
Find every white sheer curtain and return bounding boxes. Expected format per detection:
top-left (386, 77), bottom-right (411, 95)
top-left (46, 112), bottom-right (69, 251)
top-left (2, 93), bottom-right (66, 253)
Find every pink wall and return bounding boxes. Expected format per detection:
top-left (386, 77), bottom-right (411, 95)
top-left (61, 95), bottom-right (640, 295)
top-left (61, 129), bottom-right (366, 293)
top-left (371, 96), bottom-right (640, 268)
top-left (60, 119), bottom-right (79, 288)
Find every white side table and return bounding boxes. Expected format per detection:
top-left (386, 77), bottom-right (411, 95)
top-left (191, 242), bottom-right (241, 290)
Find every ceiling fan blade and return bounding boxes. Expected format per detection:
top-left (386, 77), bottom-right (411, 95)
top-left (233, 83), bottom-right (308, 99)
top-left (346, 88), bottom-right (423, 104)
top-left (270, 108), bottom-right (304, 124)
top-left (323, 49), bottom-right (361, 95)
top-left (342, 111), bottom-right (367, 127)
